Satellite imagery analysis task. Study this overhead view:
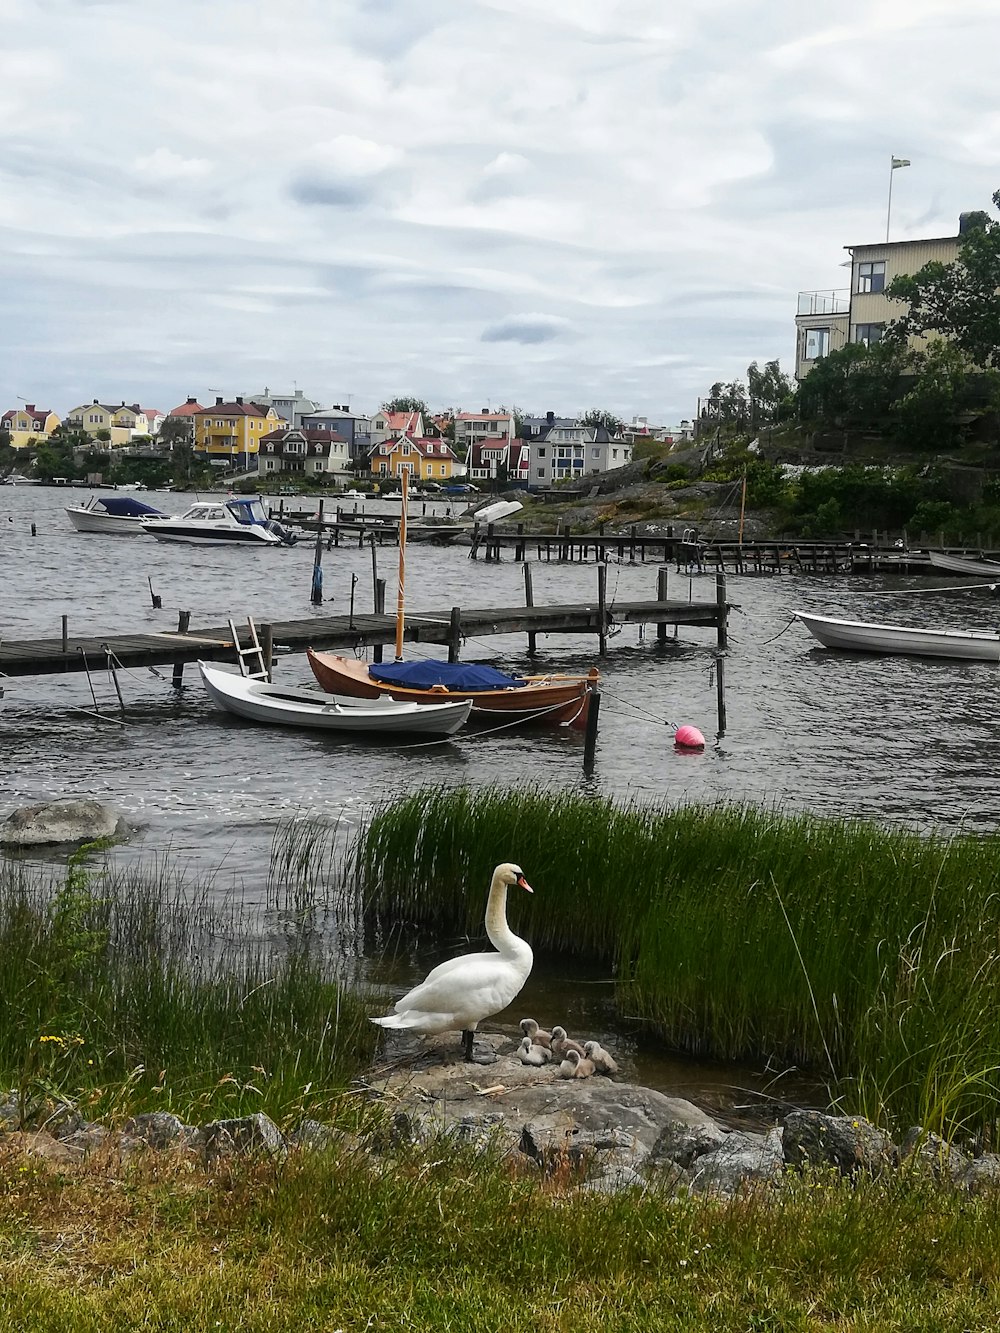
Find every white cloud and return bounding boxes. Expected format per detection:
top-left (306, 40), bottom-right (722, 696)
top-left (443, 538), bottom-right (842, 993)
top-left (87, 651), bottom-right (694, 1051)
top-left (134, 147), bottom-right (212, 183)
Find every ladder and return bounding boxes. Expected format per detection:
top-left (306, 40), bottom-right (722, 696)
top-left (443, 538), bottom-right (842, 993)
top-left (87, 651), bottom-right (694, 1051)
top-left (228, 617), bottom-right (269, 680)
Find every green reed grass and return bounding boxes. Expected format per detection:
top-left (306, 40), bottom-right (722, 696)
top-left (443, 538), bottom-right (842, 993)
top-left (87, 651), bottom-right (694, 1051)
top-left (352, 785), bottom-right (1000, 1138)
top-left (0, 845), bottom-right (377, 1125)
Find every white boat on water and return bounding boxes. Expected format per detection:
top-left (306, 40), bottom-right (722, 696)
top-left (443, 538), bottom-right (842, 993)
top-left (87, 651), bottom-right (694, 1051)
top-left (796, 610), bottom-right (1000, 662)
top-left (928, 551), bottom-right (1000, 577)
top-left (142, 497), bottom-right (297, 546)
top-left (66, 494), bottom-right (169, 535)
top-left (198, 662), bottom-right (473, 736)
top-left (2, 473), bottom-right (36, 486)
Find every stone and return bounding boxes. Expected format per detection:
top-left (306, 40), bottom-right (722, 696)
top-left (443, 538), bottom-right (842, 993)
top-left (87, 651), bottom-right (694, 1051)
top-left (690, 1127), bottom-right (785, 1196)
top-left (649, 1118), bottom-right (729, 1169)
top-left (123, 1111), bottom-right (201, 1151)
top-left (960, 1154), bottom-right (1000, 1194)
top-left (0, 1131), bottom-right (85, 1164)
top-left (580, 1164), bottom-right (648, 1195)
top-left (783, 1110), bottom-right (897, 1175)
top-left (201, 1112), bottom-right (285, 1161)
top-left (900, 1127), bottom-right (969, 1182)
top-left (0, 1097), bottom-right (21, 1130)
top-left (0, 798), bottom-right (127, 848)
top-left (289, 1119), bottom-right (342, 1152)
top-left (59, 1124), bottom-right (110, 1155)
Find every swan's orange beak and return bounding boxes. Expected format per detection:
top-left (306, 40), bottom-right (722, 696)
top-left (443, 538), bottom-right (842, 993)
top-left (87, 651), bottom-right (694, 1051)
top-left (516, 874), bottom-right (533, 894)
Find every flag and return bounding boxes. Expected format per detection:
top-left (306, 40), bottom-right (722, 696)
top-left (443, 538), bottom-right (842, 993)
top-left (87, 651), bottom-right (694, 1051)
top-left (891, 157), bottom-right (911, 169)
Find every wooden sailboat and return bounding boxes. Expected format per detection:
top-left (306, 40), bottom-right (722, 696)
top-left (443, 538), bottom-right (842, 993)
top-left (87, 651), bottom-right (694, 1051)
top-left (308, 471), bottom-right (597, 728)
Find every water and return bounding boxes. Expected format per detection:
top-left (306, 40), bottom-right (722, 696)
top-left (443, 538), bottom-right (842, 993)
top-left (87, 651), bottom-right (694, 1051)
top-left (3, 484), bottom-right (1000, 1105)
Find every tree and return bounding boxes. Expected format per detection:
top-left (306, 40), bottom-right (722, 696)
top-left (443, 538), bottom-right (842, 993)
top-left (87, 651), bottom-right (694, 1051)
top-left (704, 381), bottom-right (749, 427)
top-left (747, 359), bottom-right (793, 426)
top-left (159, 417), bottom-right (193, 448)
top-left (580, 408), bottom-right (625, 435)
top-left (796, 341), bottom-right (904, 427)
top-left (381, 396), bottom-right (429, 415)
top-left (886, 191), bottom-right (1000, 369)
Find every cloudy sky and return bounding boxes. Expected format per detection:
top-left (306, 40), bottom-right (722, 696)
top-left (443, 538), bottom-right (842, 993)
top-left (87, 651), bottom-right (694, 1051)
top-left (2, 0), bottom-right (999, 426)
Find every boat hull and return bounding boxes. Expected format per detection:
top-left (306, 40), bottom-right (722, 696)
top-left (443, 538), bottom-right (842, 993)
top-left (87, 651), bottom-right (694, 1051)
top-left (928, 551), bottom-right (1000, 577)
top-left (198, 663), bottom-right (472, 735)
top-left (306, 650), bottom-right (594, 728)
top-left (67, 508), bottom-right (151, 535)
top-left (796, 611), bottom-right (1000, 661)
top-left (142, 524), bottom-right (281, 545)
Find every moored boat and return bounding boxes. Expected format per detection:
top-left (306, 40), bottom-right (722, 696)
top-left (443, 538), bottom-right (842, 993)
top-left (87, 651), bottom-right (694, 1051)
top-left (66, 494), bottom-right (169, 534)
top-left (142, 497), bottom-right (297, 546)
top-left (306, 651), bottom-right (596, 728)
top-left (198, 662), bottom-right (472, 735)
top-left (928, 551), bottom-right (1000, 577)
top-left (796, 610), bottom-right (1000, 661)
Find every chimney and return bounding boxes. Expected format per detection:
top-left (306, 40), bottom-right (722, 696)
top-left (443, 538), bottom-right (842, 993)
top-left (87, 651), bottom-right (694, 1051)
top-left (215, 396), bottom-right (223, 406)
top-left (93, 398), bottom-right (99, 405)
top-left (236, 396), bottom-right (244, 405)
top-left (481, 407), bottom-right (489, 414)
top-left (121, 400), bottom-right (126, 407)
top-left (546, 410), bottom-right (555, 425)
top-left (187, 396), bottom-right (197, 404)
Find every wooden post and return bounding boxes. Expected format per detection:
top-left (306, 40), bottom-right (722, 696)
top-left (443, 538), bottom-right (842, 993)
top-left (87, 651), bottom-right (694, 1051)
top-left (373, 578), bottom-right (386, 663)
top-left (171, 610), bottom-right (191, 689)
top-left (470, 522), bottom-right (480, 560)
top-left (657, 566), bottom-right (669, 644)
top-left (310, 528), bottom-right (324, 605)
top-left (629, 524), bottom-right (636, 564)
top-left (61, 615), bottom-right (68, 653)
top-left (597, 563), bottom-right (608, 656)
top-left (486, 522), bottom-right (496, 562)
top-left (523, 563), bottom-right (537, 654)
top-left (370, 534), bottom-right (379, 609)
top-left (715, 572), bottom-right (728, 651)
top-left (715, 652), bottom-right (727, 736)
top-left (515, 522), bottom-right (525, 561)
top-left (583, 682), bottom-right (601, 774)
top-left (260, 623), bottom-right (274, 682)
top-left (448, 606), bottom-right (462, 663)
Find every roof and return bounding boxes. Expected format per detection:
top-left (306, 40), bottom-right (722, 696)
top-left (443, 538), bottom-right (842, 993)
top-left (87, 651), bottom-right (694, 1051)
top-left (369, 434), bottom-right (458, 460)
top-left (193, 401), bottom-right (270, 418)
top-left (455, 411), bottom-right (513, 422)
top-left (377, 410), bottom-right (422, 432)
top-left (167, 399), bottom-right (205, 417)
top-left (260, 427), bottom-right (347, 445)
top-left (844, 234), bottom-right (959, 252)
top-left (3, 404), bottom-right (53, 421)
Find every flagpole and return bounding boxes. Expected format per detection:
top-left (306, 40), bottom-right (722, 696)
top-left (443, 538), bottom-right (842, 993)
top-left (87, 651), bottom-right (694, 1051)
top-left (886, 156), bottom-right (910, 242)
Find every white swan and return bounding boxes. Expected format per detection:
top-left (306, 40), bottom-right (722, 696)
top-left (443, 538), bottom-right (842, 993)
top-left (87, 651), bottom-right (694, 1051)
top-left (371, 862), bottom-right (534, 1063)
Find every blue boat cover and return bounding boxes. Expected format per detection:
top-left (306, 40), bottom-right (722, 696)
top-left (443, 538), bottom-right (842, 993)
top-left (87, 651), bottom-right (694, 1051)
top-left (98, 496), bottom-right (166, 518)
top-left (369, 661), bottom-right (526, 691)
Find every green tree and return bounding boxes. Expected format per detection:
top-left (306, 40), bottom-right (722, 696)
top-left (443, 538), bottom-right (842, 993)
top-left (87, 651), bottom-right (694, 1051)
top-left (886, 191), bottom-right (1000, 369)
top-left (891, 340), bottom-right (972, 449)
top-left (705, 381), bottom-right (749, 426)
top-left (796, 341), bottom-right (904, 427)
top-left (158, 417), bottom-right (193, 448)
top-left (747, 359), bottom-right (793, 426)
top-left (381, 396), bottom-right (429, 415)
top-left (580, 408), bottom-right (625, 434)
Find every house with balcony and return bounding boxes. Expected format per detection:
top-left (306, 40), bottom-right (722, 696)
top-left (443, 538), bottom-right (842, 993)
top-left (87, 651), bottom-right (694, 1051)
top-left (453, 410), bottom-right (515, 455)
top-left (794, 218), bottom-right (968, 379)
top-left (371, 408), bottom-right (424, 446)
top-left (245, 387), bottom-right (323, 427)
top-left (63, 401), bottom-right (159, 446)
top-left (301, 405), bottom-right (373, 464)
top-left (258, 427), bottom-right (351, 480)
top-left (192, 397), bottom-right (284, 467)
top-left (368, 434), bottom-right (458, 484)
top-left (468, 438), bottom-right (530, 487)
top-left (1, 404), bottom-right (60, 449)
top-left (529, 423), bottom-right (631, 488)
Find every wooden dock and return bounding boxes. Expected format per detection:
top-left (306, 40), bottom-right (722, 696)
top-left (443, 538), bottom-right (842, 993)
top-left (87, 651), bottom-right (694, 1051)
top-left (0, 585), bottom-right (728, 683)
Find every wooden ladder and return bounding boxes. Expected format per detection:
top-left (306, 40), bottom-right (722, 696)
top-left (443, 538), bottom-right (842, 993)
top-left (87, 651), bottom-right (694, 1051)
top-left (228, 617), bottom-right (268, 680)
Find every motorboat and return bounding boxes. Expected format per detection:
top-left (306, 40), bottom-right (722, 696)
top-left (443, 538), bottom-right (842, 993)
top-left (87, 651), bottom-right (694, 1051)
top-left (141, 496), bottom-right (297, 546)
top-left (2, 473), bottom-right (36, 486)
top-left (472, 499), bottom-right (523, 524)
top-left (307, 651), bottom-right (597, 728)
top-left (928, 551), bottom-right (1000, 577)
top-left (198, 662), bottom-right (472, 736)
top-left (795, 610), bottom-right (1000, 661)
top-left (66, 494), bottom-right (169, 535)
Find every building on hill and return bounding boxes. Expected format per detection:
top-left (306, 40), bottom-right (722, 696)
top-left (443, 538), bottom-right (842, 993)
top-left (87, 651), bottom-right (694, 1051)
top-left (301, 405), bottom-right (373, 464)
top-left (371, 408), bottom-right (425, 445)
top-left (529, 422), bottom-right (632, 489)
top-left (258, 427), bottom-right (352, 481)
top-left (453, 410), bottom-right (514, 452)
top-left (192, 397), bottom-right (284, 468)
top-left (468, 438), bottom-right (530, 488)
top-left (1, 404), bottom-right (60, 449)
top-left (244, 388), bottom-right (322, 426)
top-left (794, 216), bottom-right (970, 380)
top-left (64, 401), bottom-right (159, 446)
top-left (367, 433), bottom-right (458, 484)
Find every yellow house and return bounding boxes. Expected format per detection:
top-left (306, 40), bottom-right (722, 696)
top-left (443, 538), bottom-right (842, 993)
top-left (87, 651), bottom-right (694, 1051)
top-left (193, 397), bottom-right (285, 463)
top-left (64, 400), bottom-right (142, 447)
top-left (368, 434), bottom-right (458, 482)
top-left (1, 404), bottom-right (60, 449)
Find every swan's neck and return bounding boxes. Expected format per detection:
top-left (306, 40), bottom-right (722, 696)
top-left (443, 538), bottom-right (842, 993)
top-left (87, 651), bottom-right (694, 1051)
top-left (485, 874), bottom-right (526, 957)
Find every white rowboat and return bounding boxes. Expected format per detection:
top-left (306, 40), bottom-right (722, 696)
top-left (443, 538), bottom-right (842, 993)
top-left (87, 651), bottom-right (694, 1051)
top-left (198, 662), bottom-right (473, 735)
top-left (928, 551), bottom-right (1000, 577)
top-left (795, 611), bottom-right (1000, 661)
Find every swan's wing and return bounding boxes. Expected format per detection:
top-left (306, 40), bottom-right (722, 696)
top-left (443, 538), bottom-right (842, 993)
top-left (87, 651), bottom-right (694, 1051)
top-left (393, 951), bottom-right (531, 1023)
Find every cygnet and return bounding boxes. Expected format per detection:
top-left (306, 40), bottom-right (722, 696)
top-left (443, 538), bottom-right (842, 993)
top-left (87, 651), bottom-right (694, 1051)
top-left (517, 1036), bottom-right (552, 1066)
top-left (550, 1026), bottom-right (585, 1060)
top-left (519, 1017), bottom-right (552, 1049)
top-left (583, 1040), bottom-right (619, 1075)
top-left (558, 1048), bottom-right (596, 1079)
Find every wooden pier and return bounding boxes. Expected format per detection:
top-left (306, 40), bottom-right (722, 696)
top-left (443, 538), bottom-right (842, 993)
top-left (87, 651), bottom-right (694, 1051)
top-left (0, 579), bottom-right (728, 683)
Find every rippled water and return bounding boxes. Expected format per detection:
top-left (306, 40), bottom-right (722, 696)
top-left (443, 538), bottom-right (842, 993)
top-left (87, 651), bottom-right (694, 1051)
top-left (3, 484), bottom-right (999, 1101)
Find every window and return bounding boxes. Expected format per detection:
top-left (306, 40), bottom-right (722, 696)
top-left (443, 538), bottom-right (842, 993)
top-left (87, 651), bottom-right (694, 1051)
top-left (856, 261), bottom-right (885, 294)
top-left (805, 327), bottom-right (830, 360)
top-left (854, 322), bottom-right (885, 347)
top-left (592, 448), bottom-right (600, 459)
top-left (537, 468), bottom-right (545, 478)
top-left (537, 447), bottom-right (546, 458)
top-left (612, 449), bottom-right (618, 460)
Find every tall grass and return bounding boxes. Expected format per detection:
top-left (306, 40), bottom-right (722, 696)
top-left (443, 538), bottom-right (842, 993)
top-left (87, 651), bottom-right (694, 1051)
top-left (352, 786), bottom-right (1000, 1137)
top-left (0, 844), bottom-right (377, 1125)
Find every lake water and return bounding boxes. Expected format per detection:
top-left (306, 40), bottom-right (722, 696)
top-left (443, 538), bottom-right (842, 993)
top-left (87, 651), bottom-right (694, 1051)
top-left (2, 484), bottom-right (999, 1106)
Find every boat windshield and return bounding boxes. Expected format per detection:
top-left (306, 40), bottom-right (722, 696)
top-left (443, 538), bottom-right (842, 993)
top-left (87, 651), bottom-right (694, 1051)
top-left (227, 498), bottom-right (268, 525)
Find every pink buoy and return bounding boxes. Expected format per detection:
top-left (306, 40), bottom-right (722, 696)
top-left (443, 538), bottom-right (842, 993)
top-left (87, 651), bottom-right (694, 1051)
top-left (674, 724), bottom-right (706, 750)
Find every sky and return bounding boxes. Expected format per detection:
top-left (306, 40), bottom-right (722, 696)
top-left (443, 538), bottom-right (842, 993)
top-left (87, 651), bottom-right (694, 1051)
top-left (2, 0), bottom-right (999, 427)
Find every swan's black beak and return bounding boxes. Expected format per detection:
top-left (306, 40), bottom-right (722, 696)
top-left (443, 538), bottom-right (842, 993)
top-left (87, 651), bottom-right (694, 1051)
top-left (516, 874), bottom-right (533, 894)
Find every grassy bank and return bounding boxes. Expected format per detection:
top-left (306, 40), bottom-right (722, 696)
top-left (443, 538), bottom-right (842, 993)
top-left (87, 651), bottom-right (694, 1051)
top-left (354, 787), bottom-right (1000, 1137)
top-left (0, 832), bottom-right (376, 1125)
top-left (3, 1144), bottom-right (1000, 1330)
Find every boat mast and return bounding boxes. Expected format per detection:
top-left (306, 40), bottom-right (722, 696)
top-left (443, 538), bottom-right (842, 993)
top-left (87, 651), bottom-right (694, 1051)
top-left (394, 468), bottom-right (408, 660)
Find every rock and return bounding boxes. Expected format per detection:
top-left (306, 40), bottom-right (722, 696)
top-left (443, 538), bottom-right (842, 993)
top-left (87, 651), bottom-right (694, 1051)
top-left (0, 799), bottom-right (127, 848)
top-left (123, 1111), bottom-right (201, 1151)
top-left (201, 1112), bottom-right (285, 1162)
top-left (783, 1110), bottom-right (897, 1175)
top-left (0, 1131), bottom-right (85, 1164)
top-left (960, 1154), bottom-right (1000, 1194)
top-left (649, 1118), bottom-right (729, 1169)
top-left (0, 1096), bottom-right (21, 1130)
top-left (59, 1124), bottom-right (110, 1155)
top-left (900, 1128), bottom-right (969, 1182)
top-left (288, 1119), bottom-right (343, 1152)
top-left (690, 1127), bottom-right (785, 1195)
top-left (580, 1164), bottom-right (648, 1195)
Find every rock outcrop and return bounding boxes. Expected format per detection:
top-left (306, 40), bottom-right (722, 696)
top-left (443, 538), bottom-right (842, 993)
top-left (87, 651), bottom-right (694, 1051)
top-left (0, 798), bottom-right (128, 848)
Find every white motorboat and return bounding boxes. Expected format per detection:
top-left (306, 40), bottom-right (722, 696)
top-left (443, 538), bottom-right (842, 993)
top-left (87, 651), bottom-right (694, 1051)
top-left (928, 551), bottom-right (1000, 577)
top-left (142, 496), bottom-right (297, 546)
top-left (198, 662), bottom-right (472, 736)
top-left (796, 610), bottom-right (1000, 661)
top-left (472, 499), bottom-right (524, 524)
top-left (2, 473), bottom-right (36, 486)
top-left (66, 494), bottom-right (169, 535)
